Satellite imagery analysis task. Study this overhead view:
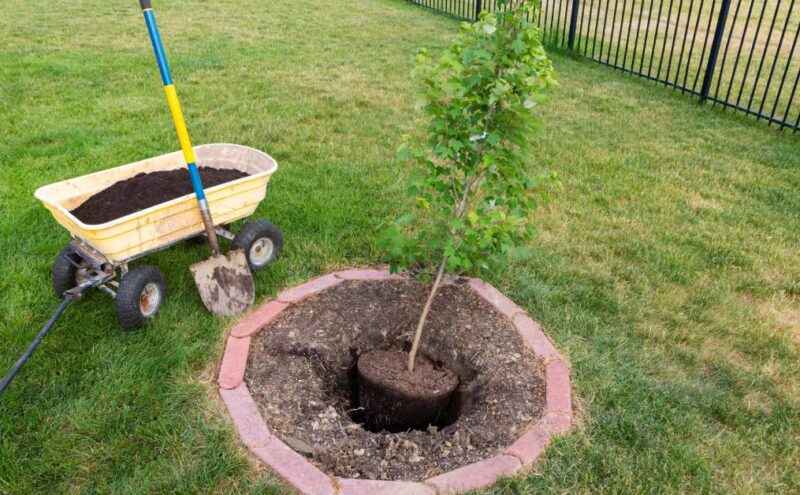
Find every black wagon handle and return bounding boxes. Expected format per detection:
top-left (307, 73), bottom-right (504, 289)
top-left (0, 298), bottom-right (74, 396)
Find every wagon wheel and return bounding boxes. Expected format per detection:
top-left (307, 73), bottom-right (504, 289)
top-left (52, 245), bottom-right (91, 297)
top-left (115, 265), bottom-right (166, 331)
top-left (232, 221), bottom-right (284, 271)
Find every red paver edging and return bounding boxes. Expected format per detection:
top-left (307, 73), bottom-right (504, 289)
top-left (337, 478), bottom-right (437, 495)
top-left (218, 336), bottom-right (251, 390)
top-left (220, 383), bottom-right (272, 448)
top-left (231, 300), bottom-right (289, 338)
top-left (334, 267), bottom-right (406, 281)
top-left (426, 454), bottom-right (522, 494)
top-left (467, 278), bottom-right (525, 320)
top-left (503, 411), bottom-right (571, 464)
top-left (277, 273), bottom-right (343, 303)
top-left (252, 435), bottom-right (337, 495)
top-left (218, 268), bottom-right (573, 494)
top-left (513, 313), bottom-right (562, 362)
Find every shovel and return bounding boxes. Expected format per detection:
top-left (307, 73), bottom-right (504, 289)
top-left (139, 0), bottom-right (254, 315)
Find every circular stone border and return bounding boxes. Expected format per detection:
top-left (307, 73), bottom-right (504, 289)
top-left (217, 268), bottom-right (573, 495)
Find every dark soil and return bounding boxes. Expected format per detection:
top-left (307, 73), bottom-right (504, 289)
top-left (358, 350), bottom-right (459, 432)
top-left (246, 279), bottom-right (545, 481)
top-left (70, 167), bottom-right (248, 224)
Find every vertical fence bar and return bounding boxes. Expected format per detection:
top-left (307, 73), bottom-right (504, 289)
top-left (664, 0), bottom-right (684, 85)
top-left (648, 0), bottom-right (663, 75)
top-left (606, 0), bottom-right (619, 63)
top-left (578, 0), bottom-right (589, 53)
top-left (788, 63), bottom-right (800, 124)
top-left (724, 0), bottom-right (754, 103)
top-left (769, 16), bottom-right (800, 123)
top-left (639, 0), bottom-right (655, 72)
top-left (621, 0), bottom-right (634, 68)
top-left (537, 0), bottom-right (544, 28)
top-left (736, 0), bottom-right (768, 105)
top-left (760, 0), bottom-right (795, 120)
top-left (599, 0), bottom-right (611, 61)
top-left (713, 0), bottom-right (742, 102)
top-left (591, 0), bottom-right (601, 58)
top-left (691, 0), bottom-right (717, 91)
top-left (614, 0), bottom-right (626, 66)
top-left (700, 0), bottom-right (732, 101)
top-left (675, 0), bottom-right (695, 92)
top-left (747, 0), bottom-right (781, 112)
top-left (632, 1), bottom-right (646, 70)
top-left (475, 0), bottom-right (482, 20)
top-left (568, 0), bottom-right (580, 49)
top-left (655, 0), bottom-right (674, 80)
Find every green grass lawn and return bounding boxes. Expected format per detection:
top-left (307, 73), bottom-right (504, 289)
top-left (1, 0), bottom-right (799, 493)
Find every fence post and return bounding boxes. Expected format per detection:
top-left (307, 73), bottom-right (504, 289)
top-left (475, 0), bottom-right (482, 21)
top-left (700, 0), bottom-right (732, 102)
top-left (568, 0), bottom-right (580, 50)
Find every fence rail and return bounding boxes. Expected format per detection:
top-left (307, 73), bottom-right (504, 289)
top-left (404, 0), bottom-right (800, 131)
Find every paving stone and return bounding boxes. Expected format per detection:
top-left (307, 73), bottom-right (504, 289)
top-left (253, 437), bottom-right (336, 495)
top-left (334, 268), bottom-right (405, 281)
top-left (219, 384), bottom-right (271, 448)
top-left (426, 455), bottom-right (521, 494)
top-left (504, 411), bottom-right (571, 465)
top-left (467, 278), bottom-right (524, 320)
top-left (545, 360), bottom-right (572, 414)
top-left (512, 313), bottom-right (561, 361)
top-left (337, 478), bottom-right (436, 495)
top-left (277, 274), bottom-right (343, 303)
top-left (231, 300), bottom-right (289, 338)
top-left (218, 336), bottom-right (251, 390)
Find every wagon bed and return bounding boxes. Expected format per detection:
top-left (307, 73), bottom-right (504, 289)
top-left (35, 143), bottom-right (277, 264)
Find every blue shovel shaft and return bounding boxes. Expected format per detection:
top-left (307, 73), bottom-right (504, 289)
top-left (140, 0), bottom-right (220, 256)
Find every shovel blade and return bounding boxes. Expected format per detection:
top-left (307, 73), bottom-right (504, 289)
top-left (189, 250), bottom-right (255, 316)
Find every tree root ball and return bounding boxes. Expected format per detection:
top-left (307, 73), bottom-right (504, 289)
top-left (357, 349), bottom-right (459, 431)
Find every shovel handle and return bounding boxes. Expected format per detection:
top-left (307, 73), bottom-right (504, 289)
top-left (139, 0), bottom-right (220, 256)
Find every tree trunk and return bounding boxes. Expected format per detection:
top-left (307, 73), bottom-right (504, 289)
top-left (407, 256), bottom-right (448, 372)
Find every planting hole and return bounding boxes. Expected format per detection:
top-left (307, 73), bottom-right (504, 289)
top-left (245, 279), bottom-right (545, 481)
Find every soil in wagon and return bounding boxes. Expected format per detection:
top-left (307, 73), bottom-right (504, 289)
top-left (71, 167), bottom-right (248, 224)
top-left (246, 278), bottom-right (545, 481)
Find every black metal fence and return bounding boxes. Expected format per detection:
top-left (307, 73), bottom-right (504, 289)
top-left (404, 0), bottom-right (800, 131)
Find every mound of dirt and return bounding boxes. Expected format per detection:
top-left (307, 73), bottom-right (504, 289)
top-left (70, 167), bottom-right (248, 224)
top-left (246, 279), bottom-right (545, 481)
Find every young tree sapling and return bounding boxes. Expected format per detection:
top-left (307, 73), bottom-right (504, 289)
top-left (379, 0), bottom-right (560, 372)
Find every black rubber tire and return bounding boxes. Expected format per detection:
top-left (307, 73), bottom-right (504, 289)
top-left (232, 220), bottom-right (284, 271)
top-left (115, 265), bottom-right (166, 331)
top-left (52, 245), bottom-right (85, 297)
